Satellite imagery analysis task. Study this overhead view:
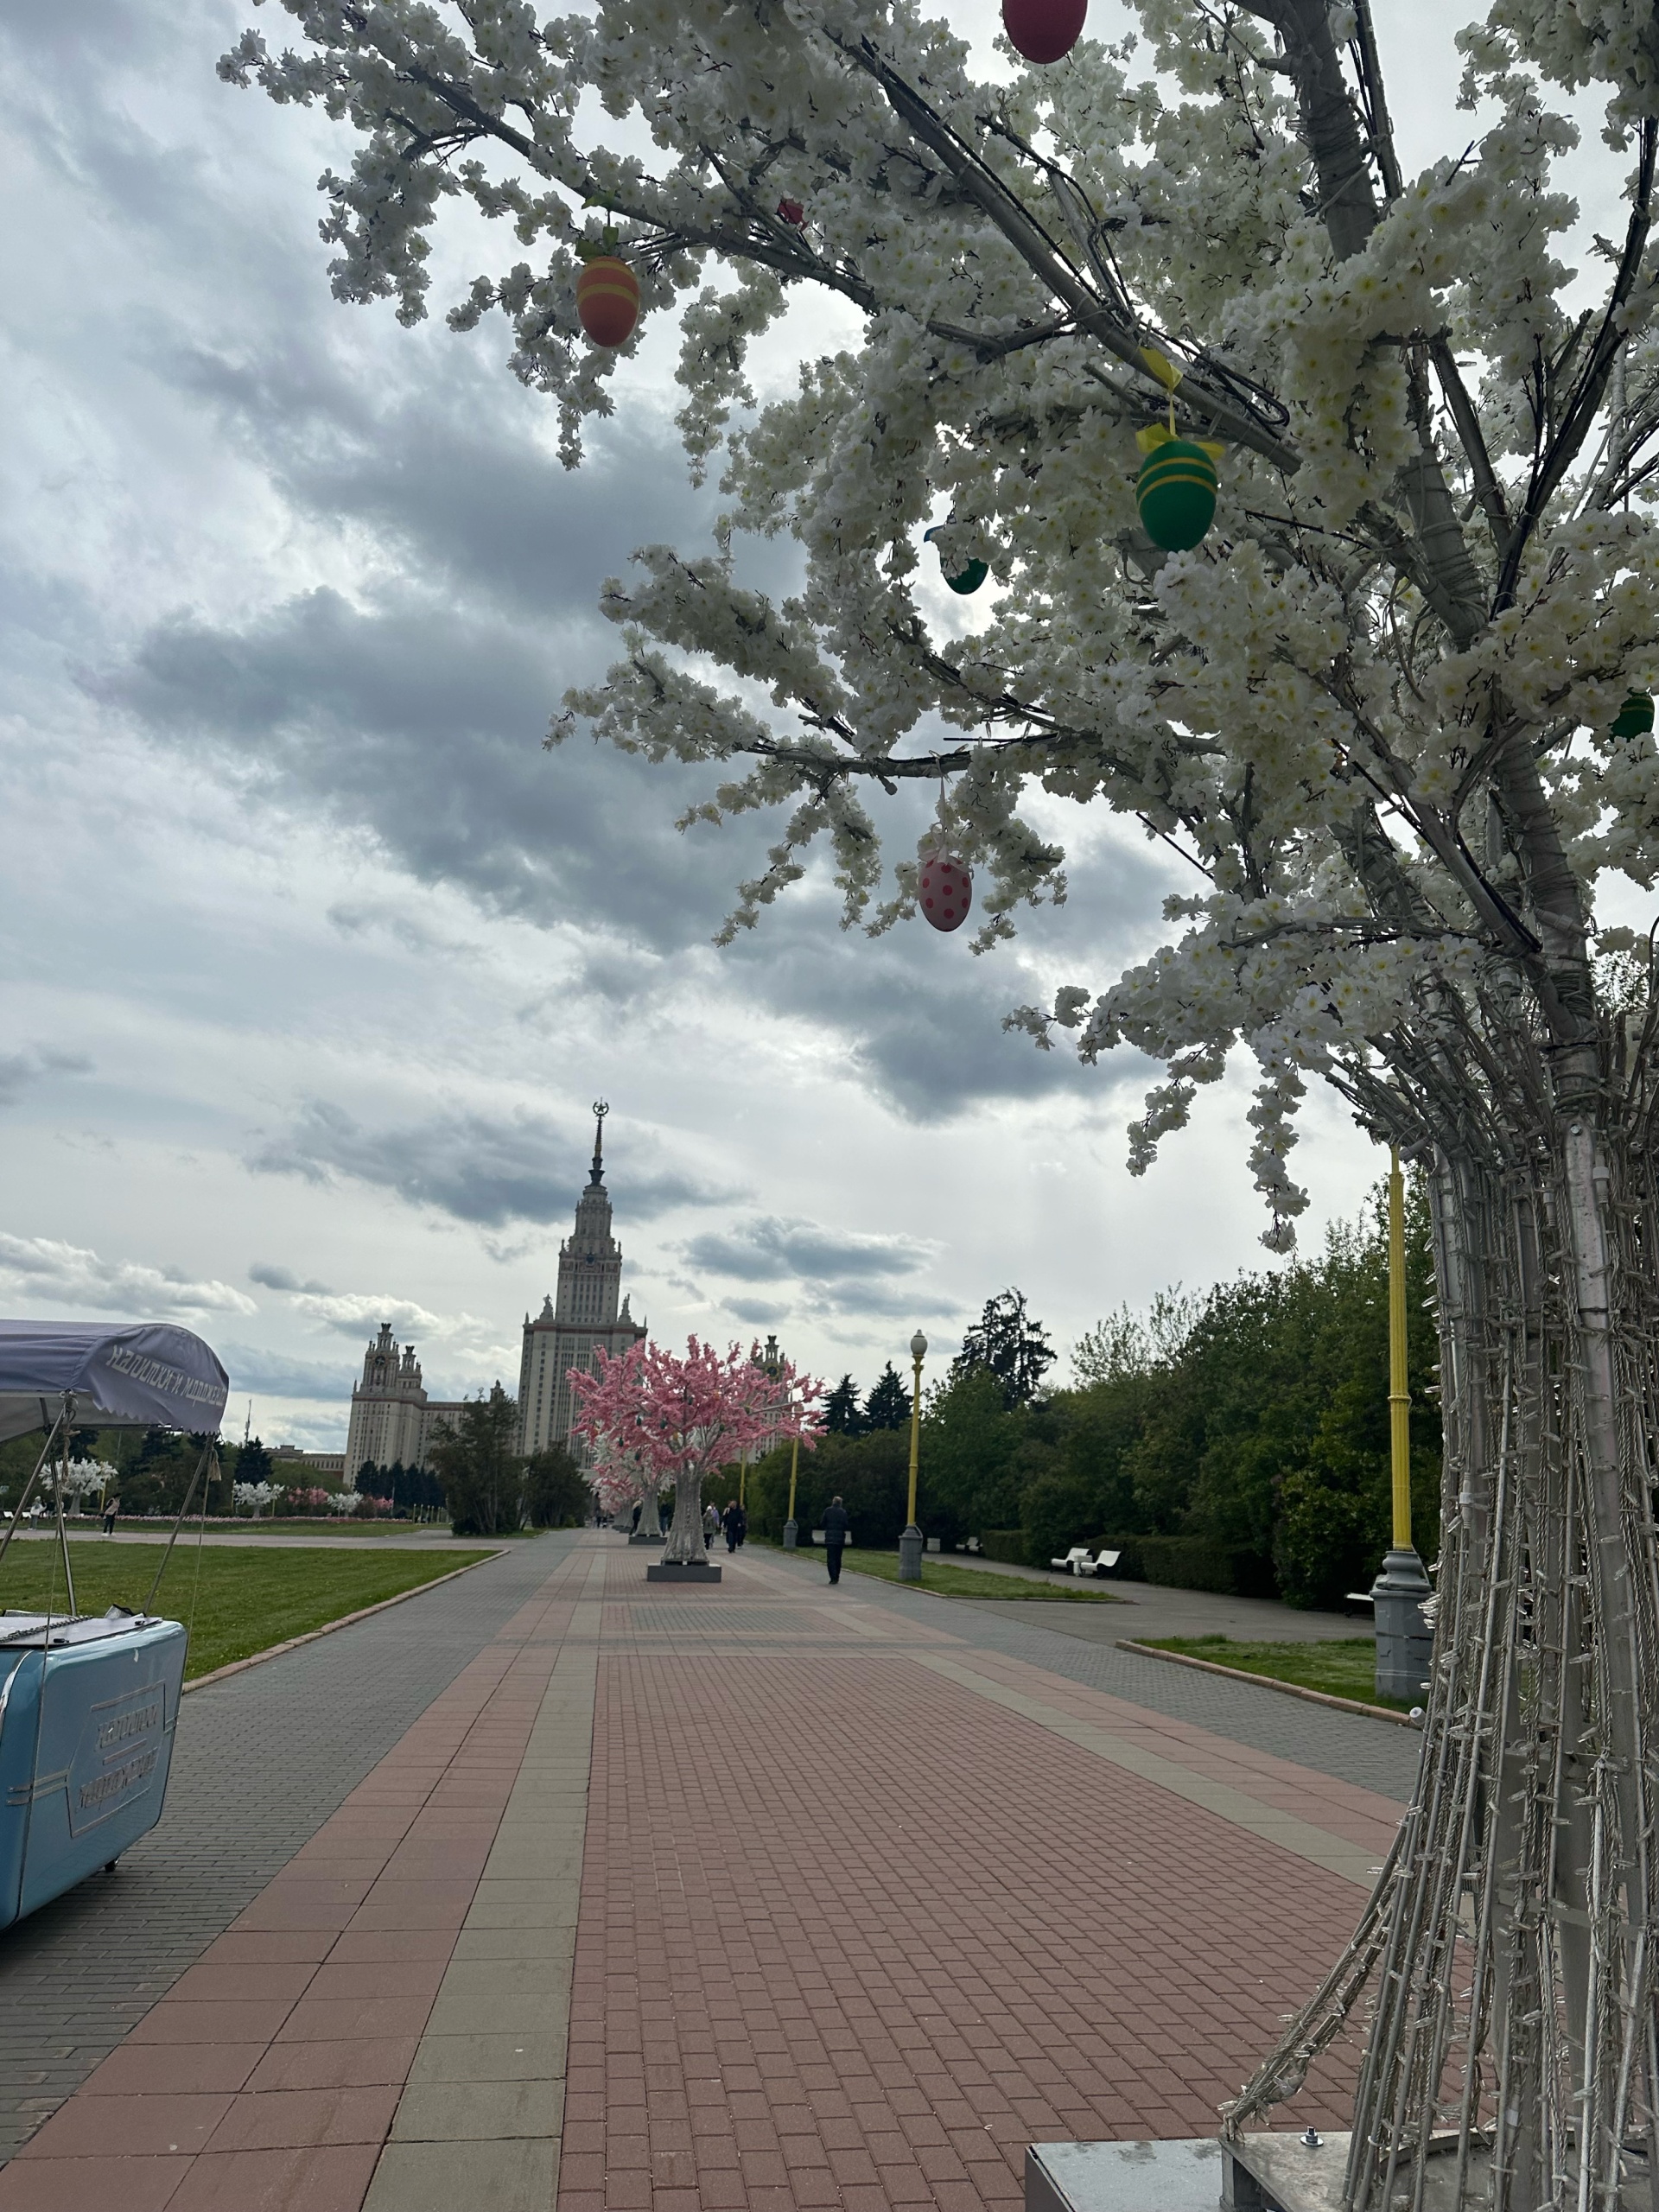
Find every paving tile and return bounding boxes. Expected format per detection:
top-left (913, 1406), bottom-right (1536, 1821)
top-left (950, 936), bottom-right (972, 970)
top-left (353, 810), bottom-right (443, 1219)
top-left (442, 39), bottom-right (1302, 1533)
top-left (16, 2089), bottom-right (231, 2160)
top-left (206, 2086), bottom-right (400, 2151)
top-left (389, 2078), bottom-right (563, 2140)
top-left (245, 2039), bottom-right (423, 2094)
top-left (363, 2136), bottom-right (557, 2212)
top-left (165, 2141), bottom-right (380, 2210)
top-left (0, 2152), bottom-right (192, 2210)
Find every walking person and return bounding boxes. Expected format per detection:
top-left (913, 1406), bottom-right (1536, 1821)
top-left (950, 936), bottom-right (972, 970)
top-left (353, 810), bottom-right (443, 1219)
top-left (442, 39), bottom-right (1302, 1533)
top-left (722, 1500), bottom-right (741, 1554)
top-left (101, 1494), bottom-right (119, 1536)
top-left (822, 1494), bottom-right (849, 1585)
top-left (702, 1501), bottom-right (721, 1552)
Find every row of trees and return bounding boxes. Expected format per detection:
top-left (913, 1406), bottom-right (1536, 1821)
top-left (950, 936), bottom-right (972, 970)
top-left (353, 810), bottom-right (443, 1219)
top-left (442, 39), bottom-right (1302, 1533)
top-left (735, 1190), bottom-right (1437, 1611)
top-left (425, 1384), bottom-right (590, 1536)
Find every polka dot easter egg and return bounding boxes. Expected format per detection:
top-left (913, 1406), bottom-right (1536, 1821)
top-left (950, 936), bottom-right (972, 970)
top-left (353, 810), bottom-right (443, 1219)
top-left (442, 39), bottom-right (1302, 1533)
top-left (918, 845), bottom-right (973, 933)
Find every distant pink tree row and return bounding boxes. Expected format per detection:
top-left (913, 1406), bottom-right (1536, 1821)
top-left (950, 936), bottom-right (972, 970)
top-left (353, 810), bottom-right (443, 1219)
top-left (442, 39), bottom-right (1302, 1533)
top-left (570, 1337), bottom-right (822, 1563)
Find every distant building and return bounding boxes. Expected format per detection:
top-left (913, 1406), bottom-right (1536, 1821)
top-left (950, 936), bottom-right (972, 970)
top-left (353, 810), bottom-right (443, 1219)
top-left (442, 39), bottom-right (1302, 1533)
top-left (270, 1447), bottom-right (347, 1481)
top-left (343, 1329), bottom-right (467, 1478)
top-left (518, 1102), bottom-right (647, 1460)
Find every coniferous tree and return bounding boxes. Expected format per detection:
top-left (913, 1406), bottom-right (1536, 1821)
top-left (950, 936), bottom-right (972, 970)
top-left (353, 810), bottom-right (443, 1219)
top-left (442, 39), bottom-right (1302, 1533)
top-left (429, 1385), bottom-right (524, 1536)
top-left (951, 1291), bottom-right (1056, 1409)
top-left (823, 1376), bottom-right (864, 1435)
top-left (861, 1363), bottom-right (911, 1432)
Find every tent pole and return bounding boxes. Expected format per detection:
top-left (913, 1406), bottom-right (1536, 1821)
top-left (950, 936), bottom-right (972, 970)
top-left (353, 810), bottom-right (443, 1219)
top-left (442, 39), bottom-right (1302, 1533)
top-left (54, 1394), bottom-right (76, 1620)
top-left (0, 1410), bottom-right (67, 1579)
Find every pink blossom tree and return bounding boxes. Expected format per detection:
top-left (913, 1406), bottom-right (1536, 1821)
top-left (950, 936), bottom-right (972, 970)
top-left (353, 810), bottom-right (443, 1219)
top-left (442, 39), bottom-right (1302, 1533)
top-left (588, 1434), bottom-right (659, 1535)
top-left (570, 1337), bottom-right (822, 1565)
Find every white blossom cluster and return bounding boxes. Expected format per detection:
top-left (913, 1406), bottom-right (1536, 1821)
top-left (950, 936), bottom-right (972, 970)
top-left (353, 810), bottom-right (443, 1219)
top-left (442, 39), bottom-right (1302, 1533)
top-left (223, 0), bottom-right (1659, 1242)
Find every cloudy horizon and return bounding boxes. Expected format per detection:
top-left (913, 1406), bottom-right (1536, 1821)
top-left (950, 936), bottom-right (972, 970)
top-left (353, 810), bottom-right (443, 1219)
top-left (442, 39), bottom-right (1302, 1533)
top-left (7, 0), bottom-right (1575, 1451)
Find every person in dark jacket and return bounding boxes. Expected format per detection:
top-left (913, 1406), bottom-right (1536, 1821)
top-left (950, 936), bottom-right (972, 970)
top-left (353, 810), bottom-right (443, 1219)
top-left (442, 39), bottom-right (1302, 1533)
top-left (822, 1495), bottom-right (849, 1584)
top-left (722, 1499), bottom-right (743, 1553)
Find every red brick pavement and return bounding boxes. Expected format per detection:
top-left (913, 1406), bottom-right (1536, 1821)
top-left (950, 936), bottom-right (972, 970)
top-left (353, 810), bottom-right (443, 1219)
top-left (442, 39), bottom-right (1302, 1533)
top-left (557, 1551), bottom-right (1396, 2212)
top-left (2, 1539), bottom-right (1408, 2211)
top-left (0, 1548), bottom-right (594, 2212)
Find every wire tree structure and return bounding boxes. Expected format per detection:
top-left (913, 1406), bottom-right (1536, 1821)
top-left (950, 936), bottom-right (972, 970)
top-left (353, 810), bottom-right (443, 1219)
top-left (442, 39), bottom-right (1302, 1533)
top-left (569, 1337), bottom-right (821, 1563)
top-left (226, 0), bottom-right (1659, 2200)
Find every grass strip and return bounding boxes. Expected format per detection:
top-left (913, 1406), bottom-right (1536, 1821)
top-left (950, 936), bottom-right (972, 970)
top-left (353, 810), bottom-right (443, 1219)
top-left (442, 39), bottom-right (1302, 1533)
top-left (1138, 1634), bottom-right (1416, 1713)
top-left (89, 1518), bottom-right (491, 1538)
top-left (803, 1548), bottom-right (1123, 1602)
top-left (0, 1542), bottom-right (493, 1678)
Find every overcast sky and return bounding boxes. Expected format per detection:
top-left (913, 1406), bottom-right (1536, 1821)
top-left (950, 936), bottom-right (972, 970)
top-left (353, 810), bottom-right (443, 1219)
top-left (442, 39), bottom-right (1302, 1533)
top-left (2, 0), bottom-right (1623, 1447)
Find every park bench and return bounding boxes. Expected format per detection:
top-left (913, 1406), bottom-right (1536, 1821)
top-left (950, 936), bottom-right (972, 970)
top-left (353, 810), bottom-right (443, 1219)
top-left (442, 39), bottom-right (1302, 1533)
top-left (1050, 1547), bottom-right (1122, 1578)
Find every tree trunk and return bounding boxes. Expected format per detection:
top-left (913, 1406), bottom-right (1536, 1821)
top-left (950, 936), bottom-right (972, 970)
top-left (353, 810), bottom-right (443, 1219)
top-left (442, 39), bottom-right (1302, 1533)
top-left (1226, 1124), bottom-right (1659, 2209)
top-left (664, 1470), bottom-right (708, 1564)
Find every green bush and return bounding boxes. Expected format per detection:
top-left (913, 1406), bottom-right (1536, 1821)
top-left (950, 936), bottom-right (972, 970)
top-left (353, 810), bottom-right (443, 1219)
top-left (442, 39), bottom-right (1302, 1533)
top-left (1135, 1534), bottom-right (1276, 1598)
top-left (1018, 1470), bottom-right (1102, 1568)
top-left (979, 1529), bottom-right (1026, 1565)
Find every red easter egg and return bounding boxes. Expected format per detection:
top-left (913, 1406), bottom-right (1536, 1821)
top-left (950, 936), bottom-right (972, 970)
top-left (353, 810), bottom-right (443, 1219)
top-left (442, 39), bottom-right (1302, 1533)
top-left (1002, 0), bottom-right (1087, 62)
top-left (576, 255), bottom-right (640, 346)
top-left (918, 848), bottom-right (973, 933)
top-left (777, 198), bottom-right (805, 226)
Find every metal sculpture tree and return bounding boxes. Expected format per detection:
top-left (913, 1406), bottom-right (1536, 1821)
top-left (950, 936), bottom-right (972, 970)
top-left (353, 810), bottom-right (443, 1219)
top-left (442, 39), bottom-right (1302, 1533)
top-left (226, 0), bottom-right (1659, 2199)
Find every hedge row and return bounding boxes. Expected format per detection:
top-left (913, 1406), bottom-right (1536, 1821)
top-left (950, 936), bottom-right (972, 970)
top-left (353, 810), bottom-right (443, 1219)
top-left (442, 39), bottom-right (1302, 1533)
top-left (988, 1526), bottom-right (1279, 1598)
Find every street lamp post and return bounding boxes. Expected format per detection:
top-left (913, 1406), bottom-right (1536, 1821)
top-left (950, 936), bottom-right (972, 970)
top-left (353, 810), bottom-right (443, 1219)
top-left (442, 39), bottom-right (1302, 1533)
top-left (899, 1331), bottom-right (926, 1584)
top-left (1371, 1147), bottom-right (1433, 1702)
top-left (783, 1428), bottom-right (800, 1551)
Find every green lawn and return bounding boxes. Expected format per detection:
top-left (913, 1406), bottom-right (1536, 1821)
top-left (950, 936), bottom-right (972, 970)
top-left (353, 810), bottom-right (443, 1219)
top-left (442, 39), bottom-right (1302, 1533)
top-left (92, 1516), bottom-right (462, 1537)
top-left (1140, 1635), bottom-right (1416, 1713)
top-left (801, 1548), bottom-right (1124, 1602)
top-left (0, 1542), bottom-right (493, 1678)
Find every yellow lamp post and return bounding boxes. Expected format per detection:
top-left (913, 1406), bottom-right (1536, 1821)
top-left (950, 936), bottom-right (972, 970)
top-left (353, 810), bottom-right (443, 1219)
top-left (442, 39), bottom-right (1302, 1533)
top-left (1372, 1146), bottom-right (1432, 1702)
top-left (784, 1430), bottom-right (801, 1551)
top-left (899, 1331), bottom-right (926, 1583)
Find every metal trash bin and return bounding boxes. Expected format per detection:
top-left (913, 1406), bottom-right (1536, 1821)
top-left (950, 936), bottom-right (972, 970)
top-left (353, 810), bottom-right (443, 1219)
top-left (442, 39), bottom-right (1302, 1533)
top-left (0, 1609), bottom-right (187, 1929)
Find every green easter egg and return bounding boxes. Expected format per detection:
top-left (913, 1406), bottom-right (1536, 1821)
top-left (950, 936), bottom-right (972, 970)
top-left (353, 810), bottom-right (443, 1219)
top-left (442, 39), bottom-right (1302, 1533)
top-left (944, 557), bottom-right (988, 595)
top-left (1611, 692), bottom-right (1654, 741)
top-left (1135, 439), bottom-right (1218, 552)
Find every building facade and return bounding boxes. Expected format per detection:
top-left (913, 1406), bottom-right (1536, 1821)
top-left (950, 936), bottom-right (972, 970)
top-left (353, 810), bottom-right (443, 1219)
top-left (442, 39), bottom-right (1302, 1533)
top-left (344, 1327), bottom-right (467, 1477)
top-left (518, 1103), bottom-right (647, 1459)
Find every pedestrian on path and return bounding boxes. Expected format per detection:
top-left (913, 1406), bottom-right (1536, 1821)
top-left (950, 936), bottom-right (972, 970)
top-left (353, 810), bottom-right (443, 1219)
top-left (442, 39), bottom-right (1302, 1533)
top-left (702, 1502), bottom-right (721, 1550)
top-left (101, 1496), bottom-right (119, 1535)
top-left (722, 1500), bottom-right (746, 1553)
top-left (629, 1500), bottom-right (642, 1535)
top-left (822, 1495), bottom-right (849, 1584)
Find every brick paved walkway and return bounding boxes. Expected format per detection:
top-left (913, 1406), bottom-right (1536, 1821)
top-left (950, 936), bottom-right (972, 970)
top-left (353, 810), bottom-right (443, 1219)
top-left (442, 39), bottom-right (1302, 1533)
top-left (0, 1536), bottom-right (1411, 2210)
top-left (0, 1535), bottom-right (580, 2164)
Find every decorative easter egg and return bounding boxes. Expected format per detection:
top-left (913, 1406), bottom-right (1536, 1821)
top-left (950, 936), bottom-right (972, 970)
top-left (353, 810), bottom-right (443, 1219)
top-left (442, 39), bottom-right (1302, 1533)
top-left (576, 256), bottom-right (640, 346)
top-left (777, 198), bottom-right (806, 226)
top-left (1611, 692), bottom-right (1654, 741)
top-left (918, 845), bottom-right (973, 933)
top-left (1002, 0), bottom-right (1087, 63)
top-left (1135, 437), bottom-right (1218, 552)
top-left (924, 524), bottom-right (988, 595)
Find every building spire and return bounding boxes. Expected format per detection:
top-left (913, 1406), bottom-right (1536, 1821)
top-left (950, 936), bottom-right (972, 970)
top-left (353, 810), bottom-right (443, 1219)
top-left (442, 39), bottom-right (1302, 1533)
top-left (588, 1098), bottom-right (609, 1187)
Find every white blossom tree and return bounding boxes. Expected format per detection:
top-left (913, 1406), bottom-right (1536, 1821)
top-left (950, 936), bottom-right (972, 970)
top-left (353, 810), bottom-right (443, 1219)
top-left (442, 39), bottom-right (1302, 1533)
top-left (226, 0), bottom-right (1659, 2199)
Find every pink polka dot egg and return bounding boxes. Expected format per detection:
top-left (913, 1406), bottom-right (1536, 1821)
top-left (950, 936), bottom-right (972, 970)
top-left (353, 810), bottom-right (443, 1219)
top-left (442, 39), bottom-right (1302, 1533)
top-left (918, 845), bottom-right (973, 933)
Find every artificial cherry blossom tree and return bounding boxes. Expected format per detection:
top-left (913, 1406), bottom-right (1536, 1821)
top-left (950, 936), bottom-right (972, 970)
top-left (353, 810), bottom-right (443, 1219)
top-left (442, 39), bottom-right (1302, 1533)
top-left (569, 1337), bottom-right (821, 1562)
top-left (588, 1433), bottom-right (661, 1532)
top-left (228, 0), bottom-right (1659, 2199)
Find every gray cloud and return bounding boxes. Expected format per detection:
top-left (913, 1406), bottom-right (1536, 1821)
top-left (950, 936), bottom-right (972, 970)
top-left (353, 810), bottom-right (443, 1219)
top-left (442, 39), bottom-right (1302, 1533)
top-left (0, 1231), bottom-right (257, 1319)
top-left (685, 1216), bottom-right (931, 1284)
top-left (219, 1342), bottom-right (352, 1402)
top-left (0, 1048), bottom-right (92, 1106)
top-left (251, 1099), bottom-right (732, 1229)
top-left (250, 1262), bottom-right (331, 1294)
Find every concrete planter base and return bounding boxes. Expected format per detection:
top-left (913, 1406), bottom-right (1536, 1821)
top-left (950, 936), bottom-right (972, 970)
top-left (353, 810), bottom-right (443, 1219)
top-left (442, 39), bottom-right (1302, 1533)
top-left (645, 1560), bottom-right (722, 1584)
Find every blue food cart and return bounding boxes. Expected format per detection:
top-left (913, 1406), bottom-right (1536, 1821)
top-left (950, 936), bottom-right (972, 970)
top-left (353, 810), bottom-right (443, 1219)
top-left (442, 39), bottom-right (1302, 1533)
top-left (0, 1321), bottom-right (227, 1929)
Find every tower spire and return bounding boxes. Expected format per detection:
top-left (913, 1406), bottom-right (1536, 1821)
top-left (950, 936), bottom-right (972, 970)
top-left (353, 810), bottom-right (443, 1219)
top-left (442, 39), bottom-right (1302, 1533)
top-left (588, 1098), bottom-right (609, 1187)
